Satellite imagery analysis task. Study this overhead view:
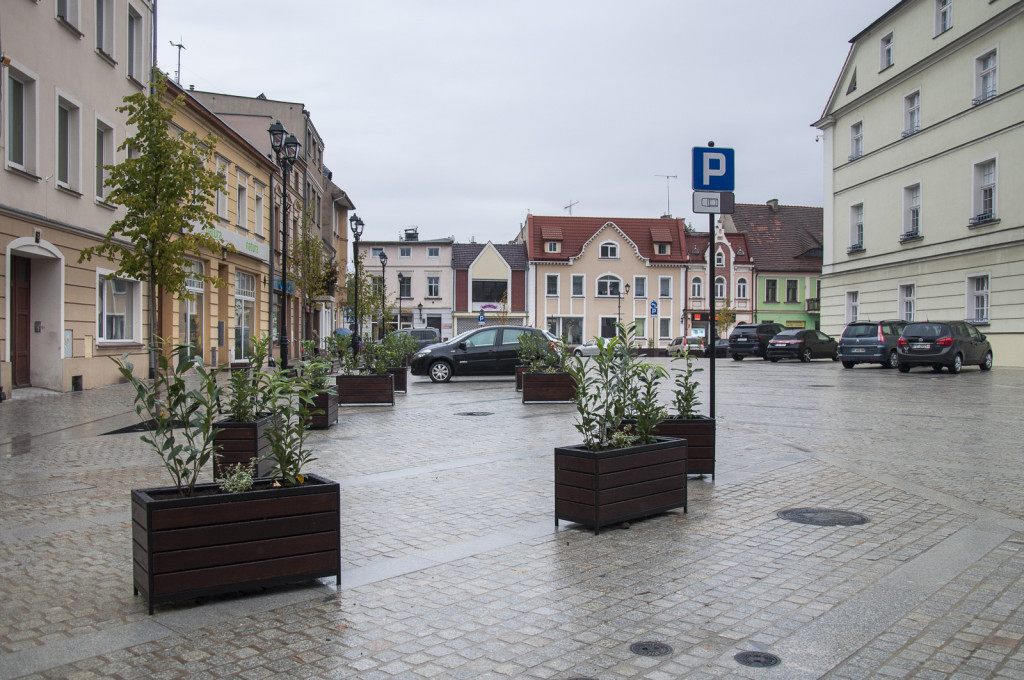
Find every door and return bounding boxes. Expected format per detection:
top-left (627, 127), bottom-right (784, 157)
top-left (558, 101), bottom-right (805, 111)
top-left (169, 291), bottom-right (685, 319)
top-left (600, 317), bottom-right (617, 338)
top-left (12, 257), bottom-right (30, 386)
top-left (455, 327), bottom-right (499, 374)
top-left (497, 327), bottom-right (530, 374)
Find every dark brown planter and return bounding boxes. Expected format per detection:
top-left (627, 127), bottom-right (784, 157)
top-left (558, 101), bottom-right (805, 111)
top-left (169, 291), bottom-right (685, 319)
top-left (131, 473), bottom-right (340, 614)
top-left (554, 437), bottom-right (687, 534)
top-left (307, 390), bottom-right (338, 429)
top-left (522, 372), bottom-right (576, 403)
top-left (335, 373), bottom-right (394, 406)
top-left (515, 365), bottom-right (526, 391)
top-left (653, 416), bottom-right (716, 479)
top-left (213, 414), bottom-right (275, 478)
top-left (387, 366), bottom-right (408, 394)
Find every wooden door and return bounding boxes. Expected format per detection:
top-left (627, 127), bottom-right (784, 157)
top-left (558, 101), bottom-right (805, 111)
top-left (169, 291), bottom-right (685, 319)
top-left (12, 256), bottom-right (31, 387)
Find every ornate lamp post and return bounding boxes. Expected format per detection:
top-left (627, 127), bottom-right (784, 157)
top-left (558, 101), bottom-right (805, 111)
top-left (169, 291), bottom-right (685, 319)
top-left (268, 120), bottom-right (301, 369)
top-left (379, 251), bottom-right (388, 338)
top-left (349, 213), bottom-right (364, 360)
top-left (617, 281), bottom-right (631, 324)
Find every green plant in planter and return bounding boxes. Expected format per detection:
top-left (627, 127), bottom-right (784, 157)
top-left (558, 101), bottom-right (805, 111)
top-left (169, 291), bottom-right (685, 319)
top-left (222, 334), bottom-right (276, 422)
top-left (300, 340), bottom-right (335, 392)
top-left (670, 349), bottom-right (704, 418)
top-left (112, 341), bottom-right (223, 497)
top-left (360, 340), bottom-right (391, 375)
top-left (216, 461), bottom-right (255, 493)
top-left (264, 370), bottom-right (318, 486)
top-left (382, 331), bottom-right (418, 367)
top-left (628, 362), bottom-right (669, 440)
top-left (328, 332), bottom-right (361, 375)
top-left (518, 331), bottom-right (561, 373)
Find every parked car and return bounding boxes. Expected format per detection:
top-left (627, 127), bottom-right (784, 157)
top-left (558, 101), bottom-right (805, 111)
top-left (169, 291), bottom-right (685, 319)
top-left (728, 323), bottom-right (785, 360)
top-left (704, 338), bottom-right (731, 358)
top-left (388, 327), bottom-right (441, 351)
top-left (896, 321), bottom-right (993, 374)
top-left (572, 339), bottom-right (600, 357)
top-left (410, 325), bottom-right (558, 382)
top-left (667, 336), bottom-right (705, 357)
top-left (838, 319), bottom-right (907, 369)
top-left (766, 329), bottom-right (839, 362)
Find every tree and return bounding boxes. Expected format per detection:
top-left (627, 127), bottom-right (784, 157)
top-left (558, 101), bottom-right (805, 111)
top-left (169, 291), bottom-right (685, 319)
top-left (287, 207), bottom-right (339, 344)
top-left (79, 72), bottom-right (227, 374)
top-left (716, 297), bottom-right (737, 337)
top-left (345, 252), bottom-right (394, 340)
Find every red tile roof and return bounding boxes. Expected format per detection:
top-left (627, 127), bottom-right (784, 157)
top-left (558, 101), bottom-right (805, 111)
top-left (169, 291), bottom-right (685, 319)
top-left (727, 203), bottom-right (823, 273)
top-left (526, 215), bottom-right (689, 263)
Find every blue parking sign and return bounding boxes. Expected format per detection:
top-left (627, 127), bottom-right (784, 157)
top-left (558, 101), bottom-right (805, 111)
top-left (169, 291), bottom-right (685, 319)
top-left (692, 146), bottom-right (735, 191)
top-left (650, 300), bottom-right (658, 316)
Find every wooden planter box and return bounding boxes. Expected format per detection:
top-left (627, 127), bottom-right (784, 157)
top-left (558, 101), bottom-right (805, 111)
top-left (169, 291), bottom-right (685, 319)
top-left (213, 414), bottom-right (275, 478)
top-left (335, 373), bottom-right (394, 406)
top-left (522, 372), bottom-right (576, 403)
top-left (131, 473), bottom-right (341, 614)
top-left (555, 437), bottom-right (687, 534)
top-left (387, 366), bottom-right (408, 394)
top-left (653, 416), bottom-right (716, 479)
top-left (515, 365), bottom-right (526, 391)
top-left (308, 390), bottom-right (338, 429)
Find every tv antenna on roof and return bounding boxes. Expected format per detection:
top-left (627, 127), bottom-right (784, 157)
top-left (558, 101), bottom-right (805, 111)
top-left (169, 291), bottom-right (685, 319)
top-left (655, 174), bottom-right (677, 217)
top-left (169, 39), bottom-right (186, 85)
top-left (564, 200), bottom-right (579, 216)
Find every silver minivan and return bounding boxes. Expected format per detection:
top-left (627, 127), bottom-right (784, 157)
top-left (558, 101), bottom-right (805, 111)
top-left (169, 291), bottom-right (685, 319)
top-left (838, 319), bottom-right (907, 369)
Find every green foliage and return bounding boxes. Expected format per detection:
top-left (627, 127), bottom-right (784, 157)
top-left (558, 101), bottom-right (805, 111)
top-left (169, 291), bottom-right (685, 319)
top-left (263, 371), bottom-right (318, 487)
top-left (346, 252), bottom-right (394, 337)
top-left (327, 332), bottom-right (360, 375)
top-left (629, 363), bottom-right (669, 441)
top-left (288, 209), bottom-right (339, 345)
top-left (221, 334), bottom-right (276, 422)
top-left (382, 332), bottom-right (418, 367)
top-left (716, 298), bottom-right (737, 338)
top-left (670, 349), bottom-right (704, 419)
top-left (216, 461), bottom-right (255, 494)
top-left (112, 340), bottom-right (222, 497)
top-left (360, 340), bottom-right (390, 375)
top-left (517, 332), bottom-right (560, 373)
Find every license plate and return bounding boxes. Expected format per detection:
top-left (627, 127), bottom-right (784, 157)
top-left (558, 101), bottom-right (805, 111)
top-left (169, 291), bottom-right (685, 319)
top-left (911, 343), bottom-right (930, 350)
top-left (851, 348), bottom-right (866, 353)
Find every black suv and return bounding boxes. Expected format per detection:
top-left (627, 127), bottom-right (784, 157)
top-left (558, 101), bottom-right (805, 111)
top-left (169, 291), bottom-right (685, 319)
top-left (728, 323), bottom-right (785, 360)
top-left (896, 321), bottom-right (993, 374)
top-left (410, 325), bottom-right (557, 383)
top-left (838, 319), bottom-right (907, 369)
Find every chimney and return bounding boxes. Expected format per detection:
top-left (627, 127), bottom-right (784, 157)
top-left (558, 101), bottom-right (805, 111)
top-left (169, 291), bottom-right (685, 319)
top-left (767, 198), bottom-right (779, 213)
top-left (403, 227), bottom-right (419, 241)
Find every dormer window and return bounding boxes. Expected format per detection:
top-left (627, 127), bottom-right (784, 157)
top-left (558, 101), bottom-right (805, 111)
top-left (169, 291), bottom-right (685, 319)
top-left (656, 243), bottom-right (670, 255)
top-left (599, 242), bottom-right (618, 259)
top-left (546, 241), bottom-right (560, 253)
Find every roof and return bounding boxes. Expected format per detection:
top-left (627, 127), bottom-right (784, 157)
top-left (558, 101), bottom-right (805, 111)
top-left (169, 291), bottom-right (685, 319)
top-left (526, 215), bottom-right (688, 264)
top-left (726, 203), bottom-right (823, 273)
top-left (451, 243), bottom-right (529, 270)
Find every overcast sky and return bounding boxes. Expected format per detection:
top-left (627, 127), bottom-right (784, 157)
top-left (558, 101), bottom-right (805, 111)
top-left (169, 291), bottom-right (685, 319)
top-left (157, 0), bottom-right (896, 245)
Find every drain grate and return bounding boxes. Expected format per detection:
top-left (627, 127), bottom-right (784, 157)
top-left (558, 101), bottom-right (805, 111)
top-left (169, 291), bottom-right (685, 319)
top-left (455, 411), bottom-right (493, 417)
top-left (735, 651), bottom-right (781, 667)
top-left (778, 508), bottom-right (869, 526)
top-left (629, 641), bottom-right (672, 657)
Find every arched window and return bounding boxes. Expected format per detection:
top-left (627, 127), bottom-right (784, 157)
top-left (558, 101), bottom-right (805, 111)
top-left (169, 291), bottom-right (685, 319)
top-left (715, 276), bottom-right (726, 299)
top-left (596, 274), bottom-right (622, 297)
top-left (599, 241), bottom-right (619, 259)
top-left (736, 277), bottom-right (748, 299)
top-left (715, 250), bottom-right (725, 267)
top-left (690, 277), bottom-right (703, 299)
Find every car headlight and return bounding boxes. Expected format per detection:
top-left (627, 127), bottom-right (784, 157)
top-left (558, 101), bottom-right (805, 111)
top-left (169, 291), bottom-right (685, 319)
top-left (414, 348), bottom-right (431, 358)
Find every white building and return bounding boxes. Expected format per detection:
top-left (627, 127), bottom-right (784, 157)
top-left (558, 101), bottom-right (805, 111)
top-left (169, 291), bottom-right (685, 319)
top-left (813, 0), bottom-right (1023, 366)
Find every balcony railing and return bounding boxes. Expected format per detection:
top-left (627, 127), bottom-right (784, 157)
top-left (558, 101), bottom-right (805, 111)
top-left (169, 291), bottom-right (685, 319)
top-left (969, 212), bottom-right (996, 226)
top-left (806, 298), bottom-right (821, 313)
top-left (899, 229), bottom-right (921, 242)
top-left (901, 125), bottom-right (920, 138)
top-left (972, 89), bottom-right (998, 106)
top-left (847, 242), bottom-right (865, 255)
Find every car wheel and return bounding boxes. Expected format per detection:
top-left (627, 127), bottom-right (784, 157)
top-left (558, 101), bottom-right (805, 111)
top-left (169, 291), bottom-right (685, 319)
top-left (897, 363), bottom-right (911, 373)
top-left (948, 354), bottom-right (962, 374)
top-left (800, 349), bottom-right (812, 363)
top-left (832, 351), bottom-right (840, 362)
top-left (573, 349), bottom-right (583, 357)
top-left (980, 351), bottom-right (993, 371)
top-left (842, 361), bottom-right (856, 369)
top-left (884, 349), bottom-right (898, 369)
top-left (732, 355), bottom-right (743, 361)
top-left (428, 360), bottom-right (452, 383)
top-left (769, 357), bottom-right (780, 363)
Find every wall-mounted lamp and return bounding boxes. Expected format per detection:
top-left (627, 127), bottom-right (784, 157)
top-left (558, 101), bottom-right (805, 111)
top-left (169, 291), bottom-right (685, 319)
top-left (417, 302), bottom-right (424, 321)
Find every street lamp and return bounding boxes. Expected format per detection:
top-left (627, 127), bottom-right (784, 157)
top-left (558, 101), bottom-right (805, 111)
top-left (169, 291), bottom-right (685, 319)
top-left (379, 251), bottom-right (388, 338)
top-left (268, 120), bottom-right (301, 369)
top-left (397, 273), bottom-right (405, 330)
top-left (349, 213), bottom-right (364, 360)
top-left (417, 302), bottom-right (424, 322)
top-left (617, 281), bottom-right (631, 324)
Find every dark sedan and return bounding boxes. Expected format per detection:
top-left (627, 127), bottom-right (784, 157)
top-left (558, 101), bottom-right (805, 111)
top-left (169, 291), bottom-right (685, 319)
top-left (766, 329), bottom-right (839, 363)
top-left (410, 325), bottom-right (557, 383)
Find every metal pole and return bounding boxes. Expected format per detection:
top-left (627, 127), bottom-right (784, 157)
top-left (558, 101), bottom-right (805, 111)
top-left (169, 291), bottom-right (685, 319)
top-left (708, 212), bottom-right (715, 420)
top-left (380, 261), bottom-right (387, 338)
top-left (353, 234), bottom-right (360, 361)
top-left (279, 159), bottom-right (290, 369)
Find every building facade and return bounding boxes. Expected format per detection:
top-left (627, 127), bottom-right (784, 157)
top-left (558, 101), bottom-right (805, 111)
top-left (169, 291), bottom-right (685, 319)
top-left (678, 226), bottom-right (755, 340)
top-left (2, 0), bottom-right (154, 394)
top-left (452, 242), bottom-right (528, 336)
top-left (813, 0), bottom-right (1024, 365)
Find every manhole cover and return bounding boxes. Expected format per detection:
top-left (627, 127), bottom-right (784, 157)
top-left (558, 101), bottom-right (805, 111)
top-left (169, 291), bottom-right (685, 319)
top-left (629, 641), bottom-right (672, 657)
top-left (778, 508), bottom-right (869, 526)
top-left (455, 411), bottom-right (493, 417)
top-left (735, 651), bottom-right (781, 667)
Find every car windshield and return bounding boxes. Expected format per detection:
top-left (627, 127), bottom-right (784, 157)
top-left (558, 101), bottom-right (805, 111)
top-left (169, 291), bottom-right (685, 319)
top-left (732, 326), bottom-right (756, 336)
top-left (903, 323), bottom-right (948, 339)
top-left (774, 330), bottom-right (801, 338)
top-left (843, 324), bottom-right (876, 338)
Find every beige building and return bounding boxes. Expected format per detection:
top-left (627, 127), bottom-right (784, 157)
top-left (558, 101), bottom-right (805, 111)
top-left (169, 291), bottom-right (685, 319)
top-left (1, 0), bottom-right (154, 394)
top-left (813, 0), bottom-right (1024, 366)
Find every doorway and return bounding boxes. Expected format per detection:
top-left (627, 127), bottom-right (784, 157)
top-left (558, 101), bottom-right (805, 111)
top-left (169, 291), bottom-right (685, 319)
top-left (12, 256), bottom-right (30, 387)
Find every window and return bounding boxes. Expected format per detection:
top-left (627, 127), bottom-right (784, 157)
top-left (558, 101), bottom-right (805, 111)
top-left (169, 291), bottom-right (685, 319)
top-left (599, 242), bottom-right (618, 259)
top-left (935, 0), bottom-right (952, 35)
top-left (656, 243), bottom-right (669, 255)
top-left (465, 328), bottom-right (499, 348)
top-left (6, 66), bottom-right (38, 173)
top-left (546, 241), bottom-right (560, 253)
top-left (235, 271), bottom-right (256, 361)
top-left (972, 160), bottom-right (997, 224)
top-left (899, 284), bottom-right (916, 322)
top-left (399, 247), bottom-right (411, 258)
top-left (546, 274), bottom-right (559, 296)
top-left (571, 274), bottom-right (584, 297)
top-left (974, 50), bottom-right (997, 104)
top-left (547, 317), bottom-right (583, 344)
top-left (634, 318), bottom-right (646, 339)
top-left (714, 277), bottom-right (726, 299)
top-left (880, 32), bottom-right (894, 70)
top-left (427, 246), bottom-right (440, 258)
top-left (659, 277), bottom-right (671, 298)
top-left (850, 121), bottom-right (863, 160)
top-left (95, 117), bottom-right (113, 200)
top-left (370, 247), bottom-right (384, 258)
top-left (785, 280), bottom-right (798, 304)
top-left (56, 0), bottom-right (81, 31)
top-left (846, 291), bottom-right (859, 323)
top-left (253, 182), bottom-right (265, 237)
top-left (236, 170), bottom-right (249, 229)
top-left (472, 279), bottom-right (506, 302)
top-left (633, 276), bottom-right (646, 298)
top-left (765, 279), bottom-right (778, 303)
top-left (659, 317), bottom-right (671, 339)
top-left (596, 275), bottom-right (622, 297)
top-left (690, 277), bottom-right (703, 299)
top-left (903, 91), bottom-right (920, 136)
top-left (56, 94), bottom-right (81, 191)
top-left (426, 276), bottom-right (440, 298)
top-left (967, 275), bottom-right (989, 322)
top-left (215, 157), bottom-right (228, 219)
top-left (181, 260), bottom-right (204, 360)
top-left (97, 274), bottom-right (139, 342)
top-left (736, 278), bottom-right (748, 299)
top-left (96, 0), bottom-right (114, 56)
top-left (715, 250), bottom-right (725, 267)
top-left (850, 204), bottom-right (864, 250)
top-left (903, 184), bottom-right (921, 238)
top-left (398, 274), bottom-right (412, 298)
top-left (127, 5), bottom-right (143, 81)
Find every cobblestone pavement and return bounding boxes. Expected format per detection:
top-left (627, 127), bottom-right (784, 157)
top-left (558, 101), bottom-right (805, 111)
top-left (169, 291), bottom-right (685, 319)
top-left (1, 358), bottom-right (1022, 679)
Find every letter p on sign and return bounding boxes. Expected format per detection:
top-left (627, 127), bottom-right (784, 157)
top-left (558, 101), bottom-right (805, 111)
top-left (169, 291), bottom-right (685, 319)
top-left (692, 146), bottom-right (735, 192)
